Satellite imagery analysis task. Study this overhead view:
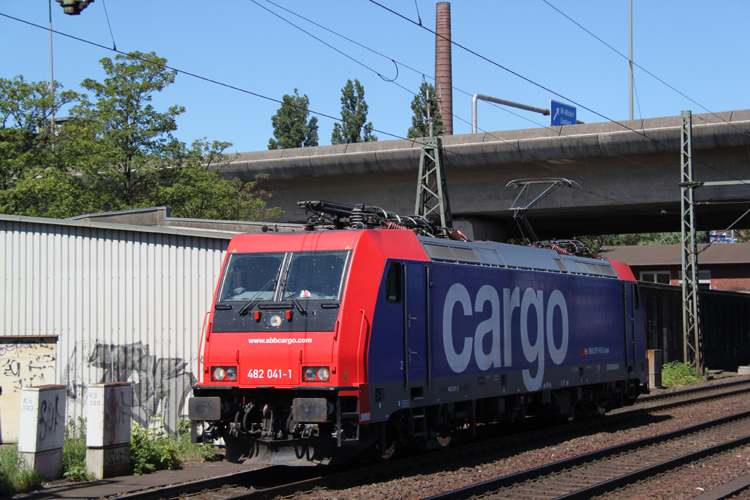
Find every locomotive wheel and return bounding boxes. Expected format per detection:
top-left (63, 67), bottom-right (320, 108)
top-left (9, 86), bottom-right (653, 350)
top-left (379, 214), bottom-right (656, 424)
top-left (433, 403), bottom-right (455, 449)
top-left (376, 426), bottom-right (400, 462)
top-left (434, 429), bottom-right (453, 450)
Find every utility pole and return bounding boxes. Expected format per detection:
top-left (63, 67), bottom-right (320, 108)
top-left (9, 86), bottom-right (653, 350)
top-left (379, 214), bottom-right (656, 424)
top-left (680, 110), bottom-right (702, 372)
top-left (49, 0), bottom-right (55, 133)
top-left (679, 109), bottom-right (750, 374)
top-left (49, 0), bottom-right (95, 133)
top-left (629, 0), bottom-right (634, 121)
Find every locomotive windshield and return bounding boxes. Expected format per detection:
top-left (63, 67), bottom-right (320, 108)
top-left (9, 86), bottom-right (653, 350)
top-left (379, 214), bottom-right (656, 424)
top-left (218, 253), bottom-right (286, 302)
top-left (281, 251), bottom-right (349, 300)
top-left (217, 250), bottom-right (350, 303)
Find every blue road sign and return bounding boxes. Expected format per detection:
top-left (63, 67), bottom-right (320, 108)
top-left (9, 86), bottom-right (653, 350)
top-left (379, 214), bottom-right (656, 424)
top-left (550, 100), bottom-right (576, 126)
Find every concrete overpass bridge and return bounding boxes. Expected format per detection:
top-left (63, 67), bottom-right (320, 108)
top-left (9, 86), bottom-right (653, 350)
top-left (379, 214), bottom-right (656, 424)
top-left (221, 110), bottom-right (750, 241)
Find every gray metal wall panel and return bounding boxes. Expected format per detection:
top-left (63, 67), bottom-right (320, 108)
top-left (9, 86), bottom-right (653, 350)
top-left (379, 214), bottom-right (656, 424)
top-left (0, 219), bottom-right (230, 435)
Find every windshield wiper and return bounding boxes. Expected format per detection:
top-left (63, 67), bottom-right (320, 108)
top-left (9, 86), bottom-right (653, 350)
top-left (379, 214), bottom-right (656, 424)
top-left (238, 268), bottom-right (281, 316)
top-left (279, 280), bottom-right (307, 315)
top-left (290, 297), bottom-right (307, 315)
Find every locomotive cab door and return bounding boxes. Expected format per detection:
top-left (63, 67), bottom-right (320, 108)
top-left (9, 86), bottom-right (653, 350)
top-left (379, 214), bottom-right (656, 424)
top-left (623, 282), bottom-right (638, 373)
top-left (404, 263), bottom-right (428, 392)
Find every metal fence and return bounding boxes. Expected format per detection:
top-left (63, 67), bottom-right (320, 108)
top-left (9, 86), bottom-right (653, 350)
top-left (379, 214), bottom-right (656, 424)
top-left (0, 214), bottom-right (232, 441)
top-left (640, 282), bottom-right (750, 371)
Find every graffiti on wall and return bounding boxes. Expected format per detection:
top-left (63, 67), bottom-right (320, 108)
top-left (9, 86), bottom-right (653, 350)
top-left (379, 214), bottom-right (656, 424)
top-left (0, 338), bottom-right (57, 393)
top-left (0, 337), bottom-right (58, 443)
top-left (64, 342), bottom-right (195, 432)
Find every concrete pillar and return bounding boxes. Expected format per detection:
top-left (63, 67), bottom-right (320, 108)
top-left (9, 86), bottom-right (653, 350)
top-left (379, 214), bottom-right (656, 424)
top-left (647, 349), bottom-right (663, 389)
top-left (86, 382), bottom-right (132, 479)
top-left (17, 385), bottom-right (66, 479)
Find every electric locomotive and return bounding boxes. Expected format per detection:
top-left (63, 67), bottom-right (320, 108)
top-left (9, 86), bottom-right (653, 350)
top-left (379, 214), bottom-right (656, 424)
top-left (189, 201), bottom-right (649, 465)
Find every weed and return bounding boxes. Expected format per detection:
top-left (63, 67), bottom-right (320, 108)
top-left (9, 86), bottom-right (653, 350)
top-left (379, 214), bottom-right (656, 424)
top-left (62, 417), bottom-right (93, 481)
top-left (0, 444), bottom-right (44, 495)
top-left (174, 420), bottom-right (218, 463)
top-left (661, 361), bottom-right (705, 387)
top-left (129, 416), bottom-right (180, 475)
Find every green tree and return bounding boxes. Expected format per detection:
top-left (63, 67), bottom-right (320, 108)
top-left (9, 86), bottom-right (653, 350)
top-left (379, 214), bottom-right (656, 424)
top-left (268, 89), bottom-right (319, 149)
top-left (66, 51), bottom-right (185, 209)
top-left (0, 76), bottom-right (80, 190)
top-left (0, 52), bottom-right (282, 222)
top-left (408, 82), bottom-right (445, 138)
top-left (147, 138), bottom-right (284, 221)
top-left (576, 231), bottom-right (711, 253)
top-left (331, 79), bottom-right (376, 144)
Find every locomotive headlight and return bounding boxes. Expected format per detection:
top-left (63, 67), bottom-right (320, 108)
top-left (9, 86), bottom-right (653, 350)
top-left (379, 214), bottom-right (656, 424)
top-left (268, 314), bottom-right (283, 328)
top-left (211, 366), bottom-right (238, 382)
top-left (303, 366), bottom-right (330, 382)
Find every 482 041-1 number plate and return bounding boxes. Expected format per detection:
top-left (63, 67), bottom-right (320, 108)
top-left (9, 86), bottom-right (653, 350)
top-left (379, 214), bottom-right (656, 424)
top-left (247, 368), bottom-right (293, 379)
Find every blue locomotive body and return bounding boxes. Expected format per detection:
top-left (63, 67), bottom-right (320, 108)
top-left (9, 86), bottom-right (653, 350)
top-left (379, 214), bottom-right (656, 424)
top-left (365, 237), bottom-right (647, 428)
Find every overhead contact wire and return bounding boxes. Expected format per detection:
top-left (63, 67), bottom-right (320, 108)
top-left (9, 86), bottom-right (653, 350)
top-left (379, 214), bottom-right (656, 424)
top-left (542, 0), bottom-right (750, 141)
top-left (0, 11), bottom-right (404, 141)
top-left (368, 0), bottom-right (750, 186)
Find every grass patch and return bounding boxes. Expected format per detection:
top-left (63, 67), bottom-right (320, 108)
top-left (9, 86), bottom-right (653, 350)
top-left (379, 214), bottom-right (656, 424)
top-left (174, 420), bottom-right (219, 464)
top-left (0, 416), bottom-right (218, 491)
top-left (129, 416), bottom-right (217, 475)
top-left (62, 417), bottom-right (93, 481)
top-left (0, 444), bottom-right (44, 496)
top-left (662, 361), bottom-right (705, 387)
top-left (130, 417), bottom-right (180, 475)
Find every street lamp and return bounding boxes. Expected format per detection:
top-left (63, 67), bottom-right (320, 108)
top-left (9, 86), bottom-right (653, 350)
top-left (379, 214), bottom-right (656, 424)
top-left (55, 0), bottom-right (94, 15)
top-left (49, 0), bottom-right (94, 132)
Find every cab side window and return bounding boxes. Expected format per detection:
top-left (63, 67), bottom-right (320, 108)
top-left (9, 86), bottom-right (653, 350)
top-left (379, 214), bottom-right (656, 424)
top-left (385, 262), bottom-right (401, 303)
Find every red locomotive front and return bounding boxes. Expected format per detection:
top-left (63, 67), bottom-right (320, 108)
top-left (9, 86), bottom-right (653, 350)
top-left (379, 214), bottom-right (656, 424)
top-left (189, 229), bottom-right (427, 465)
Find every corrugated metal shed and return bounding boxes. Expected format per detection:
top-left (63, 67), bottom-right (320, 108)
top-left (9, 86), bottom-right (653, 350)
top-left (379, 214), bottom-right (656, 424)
top-left (599, 243), bottom-right (750, 266)
top-left (0, 213), bottom-right (238, 439)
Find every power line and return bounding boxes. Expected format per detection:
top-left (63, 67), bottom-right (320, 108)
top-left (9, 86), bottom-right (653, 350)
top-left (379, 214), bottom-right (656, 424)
top-left (254, 0), bottom-right (693, 214)
top-left (2, 9), bottom-right (743, 232)
top-left (251, 0), bottom-right (415, 96)
top-left (696, 206), bottom-right (750, 255)
top-left (367, 0), bottom-right (750, 187)
top-left (0, 11), bottom-right (405, 142)
top-left (4, 8), bottom-right (711, 225)
top-left (100, 0), bottom-right (116, 51)
top-left (541, 0), bottom-right (750, 141)
top-left (258, 0), bottom-right (740, 201)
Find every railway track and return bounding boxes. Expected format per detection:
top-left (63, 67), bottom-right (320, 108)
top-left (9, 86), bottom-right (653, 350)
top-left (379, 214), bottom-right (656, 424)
top-left (425, 410), bottom-right (750, 500)
top-left (107, 379), bottom-right (750, 500)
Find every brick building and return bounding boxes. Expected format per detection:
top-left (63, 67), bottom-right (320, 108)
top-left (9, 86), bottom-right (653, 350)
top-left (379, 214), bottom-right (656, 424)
top-left (599, 243), bottom-right (750, 293)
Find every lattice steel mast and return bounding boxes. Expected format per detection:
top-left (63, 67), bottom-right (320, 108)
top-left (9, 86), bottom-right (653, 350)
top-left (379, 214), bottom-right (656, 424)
top-left (680, 110), bottom-right (703, 372)
top-left (415, 137), bottom-right (453, 230)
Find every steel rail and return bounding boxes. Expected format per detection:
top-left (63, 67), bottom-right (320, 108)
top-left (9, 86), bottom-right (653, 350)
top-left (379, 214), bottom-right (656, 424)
top-left (634, 378), bottom-right (750, 404)
top-left (104, 380), bottom-right (750, 500)
top-left (425, 411), bottom-right (750, 500)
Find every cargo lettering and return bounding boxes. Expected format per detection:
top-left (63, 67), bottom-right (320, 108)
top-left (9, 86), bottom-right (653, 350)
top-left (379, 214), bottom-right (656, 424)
top-left (442, 284), bottom-right (569, 392)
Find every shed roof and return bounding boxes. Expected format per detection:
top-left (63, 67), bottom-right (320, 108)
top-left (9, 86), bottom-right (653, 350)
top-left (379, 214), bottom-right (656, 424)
top-left (599, 243), bottom-right (750, 266)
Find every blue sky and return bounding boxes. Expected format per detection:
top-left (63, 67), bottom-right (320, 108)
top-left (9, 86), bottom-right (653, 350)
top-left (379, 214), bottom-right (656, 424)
top-left (2, 1), bottom-right (748, 153)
